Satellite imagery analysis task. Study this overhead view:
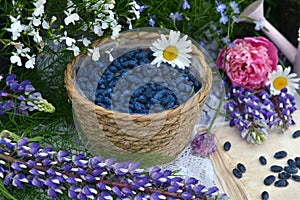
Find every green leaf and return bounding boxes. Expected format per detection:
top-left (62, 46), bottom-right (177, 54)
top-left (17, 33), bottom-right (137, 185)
top-left (0, 180), bottom-right (18, 200)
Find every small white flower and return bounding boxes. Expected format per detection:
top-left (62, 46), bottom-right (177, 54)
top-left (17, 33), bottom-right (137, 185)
top-left (28, 29), bottom-right (43, 44)
top-left (105, 48), bottom-right (114, 62)
top-left (60, 31), bottom-right (76, 47)
top-left (150, 30), bottom-right (192, 69)
top-left (266, 65), bottom-right (300, 95)
top-left (129, 1), bottom-right (141, 19)
top-left (0, 74), bottom-right (3, 81)
top-left (298, 27), bottom-right (300, 42)
top-left (78, 37), bottom-right (91, 47)
top-left (10, 53), bottom-right (22, 66)
top-left (127, 17), bottom-right (133, 30)
top-left (101, 21), bottom-right (109, 30)
top-left (67, 44), bottom-right (80, 56)
top-left (6, 15), bottom-right (23, 40)
top-left (88, 47), bottom-right (101, 61)
top-left (25, 54), bottom-right (36, 69)
top-left (111, 22), bottom-right (121, 39)
top-left (42, 19), bottom-right (50, 29)
top-left (64, 9), bottom-right (80, 25)
top-left (27, 16), bottom-right (42, 26)
top-left (254, 18), bottom-right (264, 31)
top-left (11, 42), bottom-right (30, 56)
top-left (33, 0), bottom-right (46, 17)
top-left (93, 24), bottom-right (104, 37)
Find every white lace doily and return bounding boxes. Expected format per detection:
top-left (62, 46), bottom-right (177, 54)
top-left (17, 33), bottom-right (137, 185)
top-left (161, 92), bottom-right (227, 193)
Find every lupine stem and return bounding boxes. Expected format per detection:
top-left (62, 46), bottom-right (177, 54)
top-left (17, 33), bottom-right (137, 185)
top-left (207, 88), bottom-right (226, 133)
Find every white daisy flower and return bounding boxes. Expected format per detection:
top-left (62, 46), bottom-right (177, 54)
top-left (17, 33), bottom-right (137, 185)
top-left (150, 30), bottom-right (192, 69)
top-left (266, 65), bottom-right (300, 95)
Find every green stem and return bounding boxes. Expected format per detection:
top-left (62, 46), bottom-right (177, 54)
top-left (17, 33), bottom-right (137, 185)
top-left (207, 88), bottom-right (226, 133)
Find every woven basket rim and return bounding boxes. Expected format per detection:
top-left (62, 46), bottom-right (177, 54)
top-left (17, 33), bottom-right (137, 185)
top-left (64, 30), bottom-right (213, 121)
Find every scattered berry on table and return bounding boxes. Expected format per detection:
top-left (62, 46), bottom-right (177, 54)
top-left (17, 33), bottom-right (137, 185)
top-left (261, 191), bottom-right (269, 200)
top-left (270, 165), bottom-right (283, 173)
top-left (287, 159), bottom-right (297, 168)
top-left (278, 171), bottom-right (291, 179)
top-left (274, 150), bottom-right (287, 159)
top-left (291, 174), bottom-right (300, 182)
top-left (263, 175), bottom-right (276, 186)
top-left (274, 179), bottom-right (289, 187)
top-left (223, 141), bottom-right (231, 151)
top-left (259, 156), bottom-right (267, 165)
top-left (237, 163), bottom-right (246, 173)
top-left (232, 168), bottom-right (243, 179)
top-left (292, 130), bottom-right (300, 138)
top-left (295, 157), bottom-right (300, 169)
top-left (284, 166), bottom-right (298, 174)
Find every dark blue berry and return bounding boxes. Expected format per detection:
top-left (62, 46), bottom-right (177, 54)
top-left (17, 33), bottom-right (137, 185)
top-left (232, 168), bottom-right (242, 179)
top-left (237, 163), bottom-right (246, 173)
top-left (112, 59), bottom-right (122, 68)
top-left (261, 191), bottom-right (269, 200)
top-left (150, 98), bottom-right (160, 104)
top-left (274, 179), bottom-right (289, 187)
top-left (110, 66), bottom-right (118, 73)
top-left (259, 156), bottom-right (267, 165)
top-left (292, 175), bottom-right (300, 182)
top-left (154, 92), bottom-right (164, 100)
top-left (296, 160), bottom-right (300, 169)
top-left (284, 166), bottom-right (298, 174)
top-left (278, 172), bottom-right (291, 179)
top-left (287, 159), bottom-right (297, 167)
top-left (165, 101), bottom-right (175, 109)
top-left (274, 150), bottom-right (287, 159)
top-left (137, 95), bottom-right (148, 104)
top-left (292, 130), bottom-right (300, 138)
top-left (102, 97), bottom-right (111, 106)
top-left (270, 165), bottom-right (283, 173)
top-left (264, 175), bottom-right (276, 186)
top-left (223, 141), bottom-right (231, 151)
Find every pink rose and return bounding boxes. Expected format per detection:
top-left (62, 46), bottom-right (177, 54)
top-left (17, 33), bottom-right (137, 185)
top-left (216, 36), bottom-right (278, 89)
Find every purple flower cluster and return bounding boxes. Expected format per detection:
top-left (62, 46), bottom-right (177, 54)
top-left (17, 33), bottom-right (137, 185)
top-left (0, 135), bottom-right (228, 200)
top-left (215, 1), bottom-right (240, 25)
top-left (0, 74), bottom-right (55, 116)
top-left (224, 84), bottom-right (297, 144)
top-left (215, 1), bottom-right (228, 24)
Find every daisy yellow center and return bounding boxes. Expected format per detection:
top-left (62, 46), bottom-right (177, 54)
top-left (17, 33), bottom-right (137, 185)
top-left (163, 46), bottom-right (178, 61)
top-left (273, 76), bottom-right (287, 90)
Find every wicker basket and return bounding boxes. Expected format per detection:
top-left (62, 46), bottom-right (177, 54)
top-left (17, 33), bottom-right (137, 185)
top-left (64, 28), bottom-right (213, 166)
